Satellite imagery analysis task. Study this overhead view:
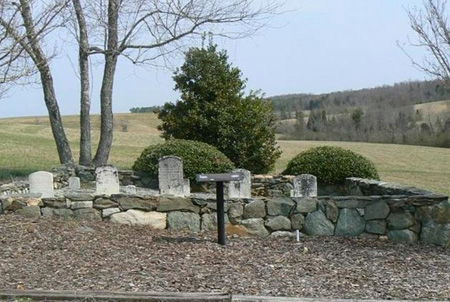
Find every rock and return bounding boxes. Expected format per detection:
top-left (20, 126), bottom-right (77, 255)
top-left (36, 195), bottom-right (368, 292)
top-left (291, 213), bottom-right (305, 230)
top-left (387, 210), bottom-right (416, 230)
top-left (206, 201), bottom-right (230, 212)
top-left (24, 198), bottom-right (43, 207)
top-left (42, 197), bottom-right (67, 209)
top-left (5, 200), bottom-right (27, 211)
top-left (240, 218), bottom-right (269, 236)
top-left (420, 220), bottom-right (450, 246)
top-left (41, 208), bottom-right (74, 218)
top-left (365, 200), bottom-right (390, 220)
top-left (115, 195), bottom-right (159, 211)
top-left (93, 198), bottom-right (118, 209)
top-left (415, 206), bottom-right (433, 222)
top-left (64, 192), bottom-right (94, 201)
top-left (356, 208), bottom-right (365, 216)
top-left (325, 201), bottom-right (338, 223)
top-left (16, 206), bottom-right (41, 217)
top-left (201, 212), bottom-right (230, 231)
top-left (388, 229), bottom-right (418, 243)
top-left (335, 208), bottom-right (366, 237)
top-left (110, 210), bottom-right (166, 229)
top-left (266, 198), bottom-right (295, 216)
top-left (228, 202), bottom-right (244, 224)
top-left (157, 197), bottom-right (199, 213)
top-left (303, 210), bottom-right (335, 236)
top-left (225, 224), bottom-right (251, 237)
top-left (270, 231), bottom-right (295, 240)
top-left (265, 216), bottom-right (291, 231)
top-left (70, 201), bottom-right (93, 209)
top-left (293, 197), bottom-right (317, 214)
top-left (431, 200), bottom-right (450, 224)
top-left (167, 211), bottom-right (200, 232)
top-left (243, 199), bottom-right (266, 219)
top-left (191, 197), bottom-right (208, 207)
top-left (365, 220), bottom-right (386, 235)
top-left (334, 197), bottom-right (373, 208)
top-left (102, 207), bottom-right (121, 218)
top-left (74, 208), bottom-right (101, 221)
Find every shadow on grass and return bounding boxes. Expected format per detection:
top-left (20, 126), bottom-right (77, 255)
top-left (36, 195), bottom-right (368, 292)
top-left (0, 168), bottom-right (35, 181)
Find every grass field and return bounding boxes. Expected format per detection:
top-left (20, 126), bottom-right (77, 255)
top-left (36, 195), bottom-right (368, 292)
top-left (1, 112), bottom-right (449, 195)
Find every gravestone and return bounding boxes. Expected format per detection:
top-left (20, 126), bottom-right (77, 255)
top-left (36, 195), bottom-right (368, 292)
top-left (95, 166), bottom-right (120, 195)
top-left (159, 156), bottom-right (187, 197)
top-left (68, 176), bottom-right (80, 191)
top-left (291, 174), bottom-right (317, 197)
top-left (228, 169), bottom-right (251, 199)
top-left (29, 171), bottom-right (54, 198)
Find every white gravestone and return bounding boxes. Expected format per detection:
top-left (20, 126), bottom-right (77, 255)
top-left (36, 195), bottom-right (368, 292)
top-left (228, 169), bottom-right (251, 199)
top-left (68, 176), bottom-right (81, 191)
top-left (158, 156), bottom-right (187, 197)
top-left (291, 174), bottom-right (317, 197)
top-left (29, 171), bottom-right (54, 198)
top-left (96, 166), bottom-right (120, 195)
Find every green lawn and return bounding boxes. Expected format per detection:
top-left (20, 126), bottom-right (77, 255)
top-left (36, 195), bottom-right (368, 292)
top-left (1, 113), bottom-right (449, 195)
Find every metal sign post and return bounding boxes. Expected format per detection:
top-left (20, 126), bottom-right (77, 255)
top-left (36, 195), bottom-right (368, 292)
top-left (196, 173), bottom-right (244, 245)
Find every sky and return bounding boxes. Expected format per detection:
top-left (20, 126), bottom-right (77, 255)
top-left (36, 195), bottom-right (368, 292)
top-left (0, 0), bottom-right (433, 118)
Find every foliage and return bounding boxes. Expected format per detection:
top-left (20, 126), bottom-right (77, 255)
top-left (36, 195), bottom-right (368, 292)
top-left (129, 106), bottom-right (161, 113)
top-left (158, 44), bottom-right (281, 173)
top-left (282, 146), bottom-right (380, 185)
top-left (132, 139), bottom-right (235, 181)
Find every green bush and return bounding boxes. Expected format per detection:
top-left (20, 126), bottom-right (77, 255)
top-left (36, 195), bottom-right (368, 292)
top-left (282, 146), bottom-right (379, 185)
top-left (132, 139), bottom-right (235, 181)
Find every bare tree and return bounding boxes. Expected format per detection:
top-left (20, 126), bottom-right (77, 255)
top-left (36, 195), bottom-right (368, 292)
top-left (1, 0), bottom-right (282, 166)
top-left (405, 0), bottom-right (450, 84)
top-left (0, 0), bottom-right (74, 164)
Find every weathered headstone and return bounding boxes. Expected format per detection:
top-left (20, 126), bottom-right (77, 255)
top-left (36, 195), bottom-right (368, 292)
top-left (228, 169), bottom-right (251, 199)
top-left (158, 156), bottom-right (186, 197)
top-left (29, 171), bottom-right (54, 198)
top-left (95, 166), bottom-right (120, 195)
top-left (68, 176), bottom-right (81, 191)
top-left (291, 174), bottom-right (317, 197)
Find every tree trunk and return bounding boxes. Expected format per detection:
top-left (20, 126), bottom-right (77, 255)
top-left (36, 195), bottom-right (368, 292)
top-left (20, 0), bottom-right (73, 164)
top-left (72, 0), bottom-right (92, 166)
top-left (93, 0), bottom-right (119, 166)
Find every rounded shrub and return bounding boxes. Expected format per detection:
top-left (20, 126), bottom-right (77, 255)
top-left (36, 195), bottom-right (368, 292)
top-left (132, 139), bottom-right (235, 181)
top-left (282, 146), bottom-right (379, 185)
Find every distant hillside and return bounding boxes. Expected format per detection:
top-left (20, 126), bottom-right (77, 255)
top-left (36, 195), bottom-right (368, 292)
top-left (269, 79), bottom-right (450, 118)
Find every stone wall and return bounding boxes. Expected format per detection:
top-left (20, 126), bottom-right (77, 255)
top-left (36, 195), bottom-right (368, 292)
top-left (1, 186), bottom-right (449, 246)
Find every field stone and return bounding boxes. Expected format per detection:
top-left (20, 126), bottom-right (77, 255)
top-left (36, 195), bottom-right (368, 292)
top-left (167, 211), bottom-right (200, 232)
top-left (71, 201), bottom-right (93, 209)
top-left (326, 201), bottom-right (339, 223)
top-left (201, 212), bottom-right (230, 231)
top-left (387, 210), bottom-right (416, 230)
top-left (65, 192), bottom-right (94, 201)
top-left (158, 197), bottom-right (199, 213)
top-left (115, 195), bottom-right (159, 211)
top-left (335, 208), bottom-right (366, 237)
top-left (42, 198), bottom-right (67, 209)
top-left (265, 215), bottom-right (291, 231)
top-left (293, 197), bottom-right (318, 214)
top-left (431, 199), bottom-right (450, 224)
top-left (102, 207), bottom-right (121, 218)
top-left (228, 203), bottom-right (244, 224)
top-left (16, 206), bottom-right (41, 217)
top-left (110, 210), bottom-right (166, 229)
top-left (243, 199), bottom-right (266, 219)
top-left (74, 208), bottom-right (101, 221)
top-left (41, 208), bottom-right (74, 218)
top-left (271, 231), bottom-right (295, 240)
top-left (266, 198), bottom-right (294, 216)
top-left (304, 210), bottom-right (335, 236)
top-left (240, 218), bottom-right (269, 236)
top-left (291, 213), bottom-right (305, 230)
top-left (388, 229), bottom-right (418, 243)
top-left (365, 220), bottom-right (386, 235)
top-left (365, 200), bottom-right (390, 220)
top-left (93, 198), bottom-right (118, 209)
top-left (415, 206), bottom-right (433, 222)
top-left (420, 220), bottom-right (450, 246)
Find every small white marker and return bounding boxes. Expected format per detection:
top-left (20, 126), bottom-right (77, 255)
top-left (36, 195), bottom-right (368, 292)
top-left (296, 230), bottom-right (300, 242)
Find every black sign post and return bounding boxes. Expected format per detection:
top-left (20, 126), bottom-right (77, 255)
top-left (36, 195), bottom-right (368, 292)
top-left (196, 173), bottom-right (244, 245)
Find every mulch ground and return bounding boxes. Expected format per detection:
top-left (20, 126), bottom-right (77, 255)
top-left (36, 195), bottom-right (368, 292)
top-left (0, 215), bottom-right (449, 300)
